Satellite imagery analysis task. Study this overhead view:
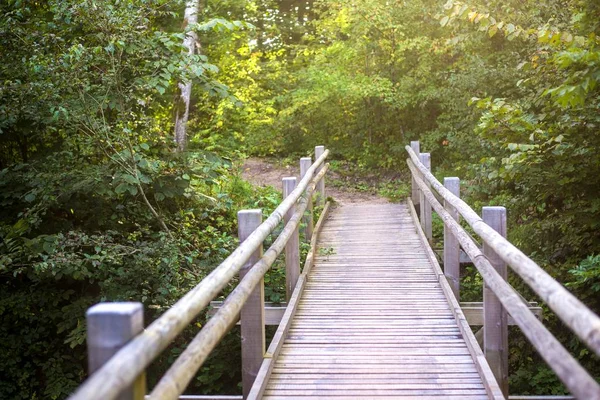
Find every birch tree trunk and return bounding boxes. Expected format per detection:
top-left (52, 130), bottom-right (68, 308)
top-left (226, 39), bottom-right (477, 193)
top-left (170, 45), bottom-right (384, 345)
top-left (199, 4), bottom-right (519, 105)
top-left (174, 0), bottom-right (201, 152)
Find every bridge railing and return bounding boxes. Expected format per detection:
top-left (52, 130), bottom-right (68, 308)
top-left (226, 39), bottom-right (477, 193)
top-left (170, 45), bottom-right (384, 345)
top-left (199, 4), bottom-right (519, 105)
top-left (69, 146), bottom-right (330, 400)
top-left (406, 142), bottom-right (600, 399)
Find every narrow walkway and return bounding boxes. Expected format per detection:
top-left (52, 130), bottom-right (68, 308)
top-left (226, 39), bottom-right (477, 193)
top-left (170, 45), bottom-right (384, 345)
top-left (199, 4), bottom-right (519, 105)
top-left (263, 203), bottom-right (489, 399)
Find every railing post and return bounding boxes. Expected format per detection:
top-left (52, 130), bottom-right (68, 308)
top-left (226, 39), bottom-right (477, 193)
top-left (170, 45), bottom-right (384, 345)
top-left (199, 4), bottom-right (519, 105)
top-left (237, 209), bottom-right (265, 399)
top-left (283, 177), bottom-right (301, 301)
top-left (419, 153), bottom-right (432, 241)
top-left (86, 303), bottom-right (146, 400)
top-left (410, 141), bottom-right (420, 207)
top-left (315, 145), bottom-right (326, 206)
top-left (300, 157), bottom-right (314, 241)
top-left (483, 206), bottom-right (509, 397)
top-left (443, 177), bottom-right (460, 300)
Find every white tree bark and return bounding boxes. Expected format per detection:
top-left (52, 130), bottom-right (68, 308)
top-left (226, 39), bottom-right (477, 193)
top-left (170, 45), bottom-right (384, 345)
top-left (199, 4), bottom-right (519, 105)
top-left (174, 0), bottom-right (201, 152)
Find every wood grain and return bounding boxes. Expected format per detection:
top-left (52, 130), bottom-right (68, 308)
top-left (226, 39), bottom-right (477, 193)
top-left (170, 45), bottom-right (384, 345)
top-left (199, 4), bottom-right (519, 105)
top-left (408, 159), bottom-right (600, 399)
top-left (69, 151), bottom-right (330, 400)
top-left (406, 144), bottom-right (600, 358)
top-left (262, 203), bottom-right (494, 399)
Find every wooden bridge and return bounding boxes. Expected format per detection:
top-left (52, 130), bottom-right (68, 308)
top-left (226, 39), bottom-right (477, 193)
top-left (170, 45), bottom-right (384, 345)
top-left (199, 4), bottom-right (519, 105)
top-left (70, 144), bottom-right (600, 400)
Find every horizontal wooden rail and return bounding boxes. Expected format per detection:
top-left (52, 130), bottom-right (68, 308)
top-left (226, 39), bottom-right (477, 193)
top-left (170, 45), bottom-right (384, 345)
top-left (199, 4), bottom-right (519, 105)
top-left (408, 158), bottom-right (600, 399)
top-left (407, 145), bottom-right (600, 358)
top-left (247, 201), bottom-right (333, 399)
top-left (407, 197), bottom-right (505, 400)
top-left (208, 300), bottom-right (543, 327)
top-left (70, 149), bottom-right (329, 400)
top-left (148, 165), bottom-right (329, 400)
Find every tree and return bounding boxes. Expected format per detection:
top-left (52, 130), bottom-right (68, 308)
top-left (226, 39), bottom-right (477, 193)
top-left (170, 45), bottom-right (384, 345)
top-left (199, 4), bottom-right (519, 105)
top-left (174, 0), bottom-right (202, 152)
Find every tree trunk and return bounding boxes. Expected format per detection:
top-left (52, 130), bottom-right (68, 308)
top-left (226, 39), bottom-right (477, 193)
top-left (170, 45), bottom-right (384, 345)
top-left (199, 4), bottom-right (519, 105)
top-left (174, 0), bottom-right (201, 152)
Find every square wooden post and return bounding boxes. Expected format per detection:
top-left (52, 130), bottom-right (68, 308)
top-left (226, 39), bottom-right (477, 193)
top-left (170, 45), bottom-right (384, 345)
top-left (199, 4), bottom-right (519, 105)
top-left (410, 141), bottom-right (421, 207)
top-left (483, 206), bottom-right (509, 397)
top-left (314, 145), bottom-right (326, 206)
top-left (283, 177), bottom-right (300, 301)
top-left (300, 157), bottom-right (314, 241)
top-left (238, 209), bottom-right (265, 399)
top-left (419, 153), bottom-right (432, 241)
top-left (443, 177), bottom-right (460, 300)
top-left (86, 302), bottom-right (146, 400)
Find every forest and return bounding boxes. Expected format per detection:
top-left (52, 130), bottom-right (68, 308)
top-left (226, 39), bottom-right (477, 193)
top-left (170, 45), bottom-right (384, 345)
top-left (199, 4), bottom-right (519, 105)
top-left (0, 0), bottom-right (599, 398)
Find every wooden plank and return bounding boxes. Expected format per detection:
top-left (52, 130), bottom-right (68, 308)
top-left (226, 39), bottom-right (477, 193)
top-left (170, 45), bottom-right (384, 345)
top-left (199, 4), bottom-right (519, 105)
top-left (87, 303), bottom-right (146, 400)
top-left (408, 160), bottom-right (600, 399)
top-left (69, 151), bottom-right (330, 400)
top-left (406, 197), bottom-right (505, 400)
top-left (148, 166), bottom-right (331, 400)
top-left (283, 177), bottom-right (300, 302)
top-left (419, 153), bottom-right (432, 241)
top-left (406, 145), bottom-right (600, 358)
top-left (262, 203), bottom-right (495, 399)
top-left (207, 302), bottom-right (285, 326)
top-left (263, 389), bottom-right (489, 395)
top-left (299, 157), bottom-right (313, 241)
top-left (410, 140), bottom-right (421, 206)
top-left (483, 206), bottom-right (509, 396)
top-left (247, 201), bottom-right (332, 400)
top-left (237, 210), bottom-right (265, 399)
top-left (443, 177), bottom-right (460, 300)
top-left (461, 302), bottom-right (543, 325)
top-left (315, 145), bottom-right (325, 206)
top-left (262, 396), bottom-right (488, 400)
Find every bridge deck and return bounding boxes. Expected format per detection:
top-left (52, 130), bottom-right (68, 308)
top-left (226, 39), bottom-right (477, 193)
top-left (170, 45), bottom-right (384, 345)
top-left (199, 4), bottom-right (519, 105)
top-left (263, 203), bottom-right (490, 399)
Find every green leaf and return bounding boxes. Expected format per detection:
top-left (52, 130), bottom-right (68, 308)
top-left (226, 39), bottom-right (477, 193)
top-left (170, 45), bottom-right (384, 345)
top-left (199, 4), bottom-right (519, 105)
top-left (122, 174), bottom-right (138, 184)
top-left (440, 16), bottom-right (450, 27)
top-left (115, 183), bottom-right (129, 194)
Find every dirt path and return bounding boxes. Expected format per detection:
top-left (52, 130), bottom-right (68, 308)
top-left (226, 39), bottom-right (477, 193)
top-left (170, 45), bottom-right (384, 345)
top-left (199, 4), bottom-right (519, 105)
top-left (241, 158), bottom-right (389, 205)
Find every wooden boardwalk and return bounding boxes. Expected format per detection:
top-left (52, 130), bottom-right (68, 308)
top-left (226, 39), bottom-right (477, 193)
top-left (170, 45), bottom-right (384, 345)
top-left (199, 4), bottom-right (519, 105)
top-left (263, 203), bottom-right (490, 399)
top-left (72, 145), bottom-right (600, 400)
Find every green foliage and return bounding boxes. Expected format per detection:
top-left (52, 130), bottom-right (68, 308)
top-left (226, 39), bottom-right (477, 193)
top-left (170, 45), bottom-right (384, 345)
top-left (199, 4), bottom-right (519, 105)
top-left (568, 255), bottom-right (600, 299)
top-left (2, 0), bottom-right (600, 397)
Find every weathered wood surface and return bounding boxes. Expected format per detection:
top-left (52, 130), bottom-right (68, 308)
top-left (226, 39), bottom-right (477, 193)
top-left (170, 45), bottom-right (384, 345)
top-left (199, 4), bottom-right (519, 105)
top-left (443, 177), bottom-right (460, 300)
top-left (410, 141), bottom-right (421, 206)
top-left (70, 151), bottom-right (330, 400)
top-left (408, 159), bottom-right (600, 399)
top-left (283, 177), bottom-right (300, 301)
top-left (248, 202), bottom-right (333, 400)
top-left (261, 203), bottom-right (494, 399)
top-left (238, 210), bottom-right (265, 399)
top-left (406, 145), bottom-right (600, 358)
top-left (148, 165), bottom-right (330, 400)
top-left (483, 207), bottom-right (509, 396)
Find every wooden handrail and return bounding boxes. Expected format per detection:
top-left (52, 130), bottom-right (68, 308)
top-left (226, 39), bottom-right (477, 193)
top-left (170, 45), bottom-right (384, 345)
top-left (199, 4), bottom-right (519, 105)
top-left (247, 200), bottom-right (333, 399)
top-left (148, 165), bottom-right (329, 400)
top-left (408, 159), bottom-right (600, 399)
top-left (70, 149), bottom-right (329, 400)
top-left (406, 145), bottom-right (600, 357)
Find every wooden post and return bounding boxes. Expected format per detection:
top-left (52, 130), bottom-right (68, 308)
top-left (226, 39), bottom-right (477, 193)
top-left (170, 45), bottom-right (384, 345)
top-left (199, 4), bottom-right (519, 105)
top-left (86, 303), bottom-right (145, 400)
top-left (238, 209), bottom-right (265, 399)
top-left (314, 145), bottom-right (326, 206)
top-left (283, 177), bottom-right (301, 301)
top-left (419, 153), bottom-right (432, 241)
top-left (443, 177), bottom-right (460, 300)
top-left (483, 206), bottom-right (509, 397)
top-left (410, 141), bottom-right (420, 207)
top-left (300, 157), bottom-right (314, 241)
